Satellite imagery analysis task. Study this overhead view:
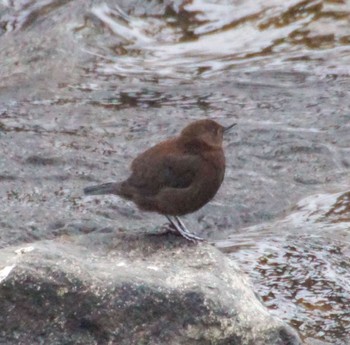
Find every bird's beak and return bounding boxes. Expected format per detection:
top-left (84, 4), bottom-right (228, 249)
top-left (223, 123), bottom-right (237, 133)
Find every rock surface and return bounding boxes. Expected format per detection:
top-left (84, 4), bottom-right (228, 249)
top-left (0, 232), bottom-right (301, 345)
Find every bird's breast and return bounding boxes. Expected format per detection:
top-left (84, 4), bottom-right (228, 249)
top-left (186, 150), bottom-right (225, 211)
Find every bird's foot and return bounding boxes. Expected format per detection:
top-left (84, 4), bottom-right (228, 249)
top-left (157, 222), bottom-right (179, 235)
top-left (165, 216), bottom-right (204, 242)
top-left (176, 228), bottom-right (204, 242)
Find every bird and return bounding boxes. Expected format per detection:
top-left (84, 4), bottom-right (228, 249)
top-left (84, 119), bottom-right (236, 242)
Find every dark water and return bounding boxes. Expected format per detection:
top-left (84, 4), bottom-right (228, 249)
top-left (1, 0), bottom-right (350, 344)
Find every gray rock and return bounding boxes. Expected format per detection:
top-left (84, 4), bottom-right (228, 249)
top-left (0, 232), bottom-right (301, 345)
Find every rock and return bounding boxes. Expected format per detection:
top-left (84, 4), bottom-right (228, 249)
top-left (0, 232), bottom-right (301, 345)
top-left (304, 339), bottom-right (332, 345)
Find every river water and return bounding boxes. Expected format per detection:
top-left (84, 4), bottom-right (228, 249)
top-left (0, 0), bottom-right (349, 344)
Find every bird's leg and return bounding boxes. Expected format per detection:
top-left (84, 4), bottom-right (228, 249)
top-left (159, 219), bottom-right (178, 234)
top-left (175, 216), bottom-right (204, 241)
top-left (174, 217), bottom-right (191, 234)
top-left (165, 216), bottom-right (204, 242)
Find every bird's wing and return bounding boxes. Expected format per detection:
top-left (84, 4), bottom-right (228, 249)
top-left (127, 153), bottom-right (200, 195)
top-left (160, 154), bottom-right (199, 188)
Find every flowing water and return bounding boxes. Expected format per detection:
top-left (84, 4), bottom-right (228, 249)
top-left (1, 0), bottom-right (350, 344)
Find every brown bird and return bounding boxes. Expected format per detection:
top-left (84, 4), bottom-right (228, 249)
top-left (84, 119), bottom-right (235, 241)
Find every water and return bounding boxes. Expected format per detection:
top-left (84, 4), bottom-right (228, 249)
top-left (1, 0), bottom-right (350, 343)
top-left (86, 0), bottom-right (350, 79)
top-left (217, 191), bottom-right (350, 344)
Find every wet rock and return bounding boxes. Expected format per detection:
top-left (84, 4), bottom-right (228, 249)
top-left (0, 233), bottom-right (301, 345)
top-left (25, 155), bottom-right (62, 166)
top-left (304, 339), bottom-right (332, 345)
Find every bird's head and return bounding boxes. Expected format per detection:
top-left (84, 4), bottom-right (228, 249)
top-left (180, 119), bottom-right (236, 149)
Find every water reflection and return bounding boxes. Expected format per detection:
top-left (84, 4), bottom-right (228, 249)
top-left (217, 191), bottom-right (350, 343)
top-left (0, 0), bottom-right (70, 32)
top-left (2, 0), bottom-right (350, 77)
top-left (83, 0), bottom-right (350, 79)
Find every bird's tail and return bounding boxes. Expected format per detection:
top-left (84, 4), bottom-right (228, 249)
top-left (83, 182), bottom-right (120, 195)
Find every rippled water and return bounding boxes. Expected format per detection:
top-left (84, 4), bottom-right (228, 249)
top-left (1, 0), bottom-right (350, 344)
top-left (86, 0), bottom-right (350, 78)
top-left (217, 191), bottom-right (350, 344)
